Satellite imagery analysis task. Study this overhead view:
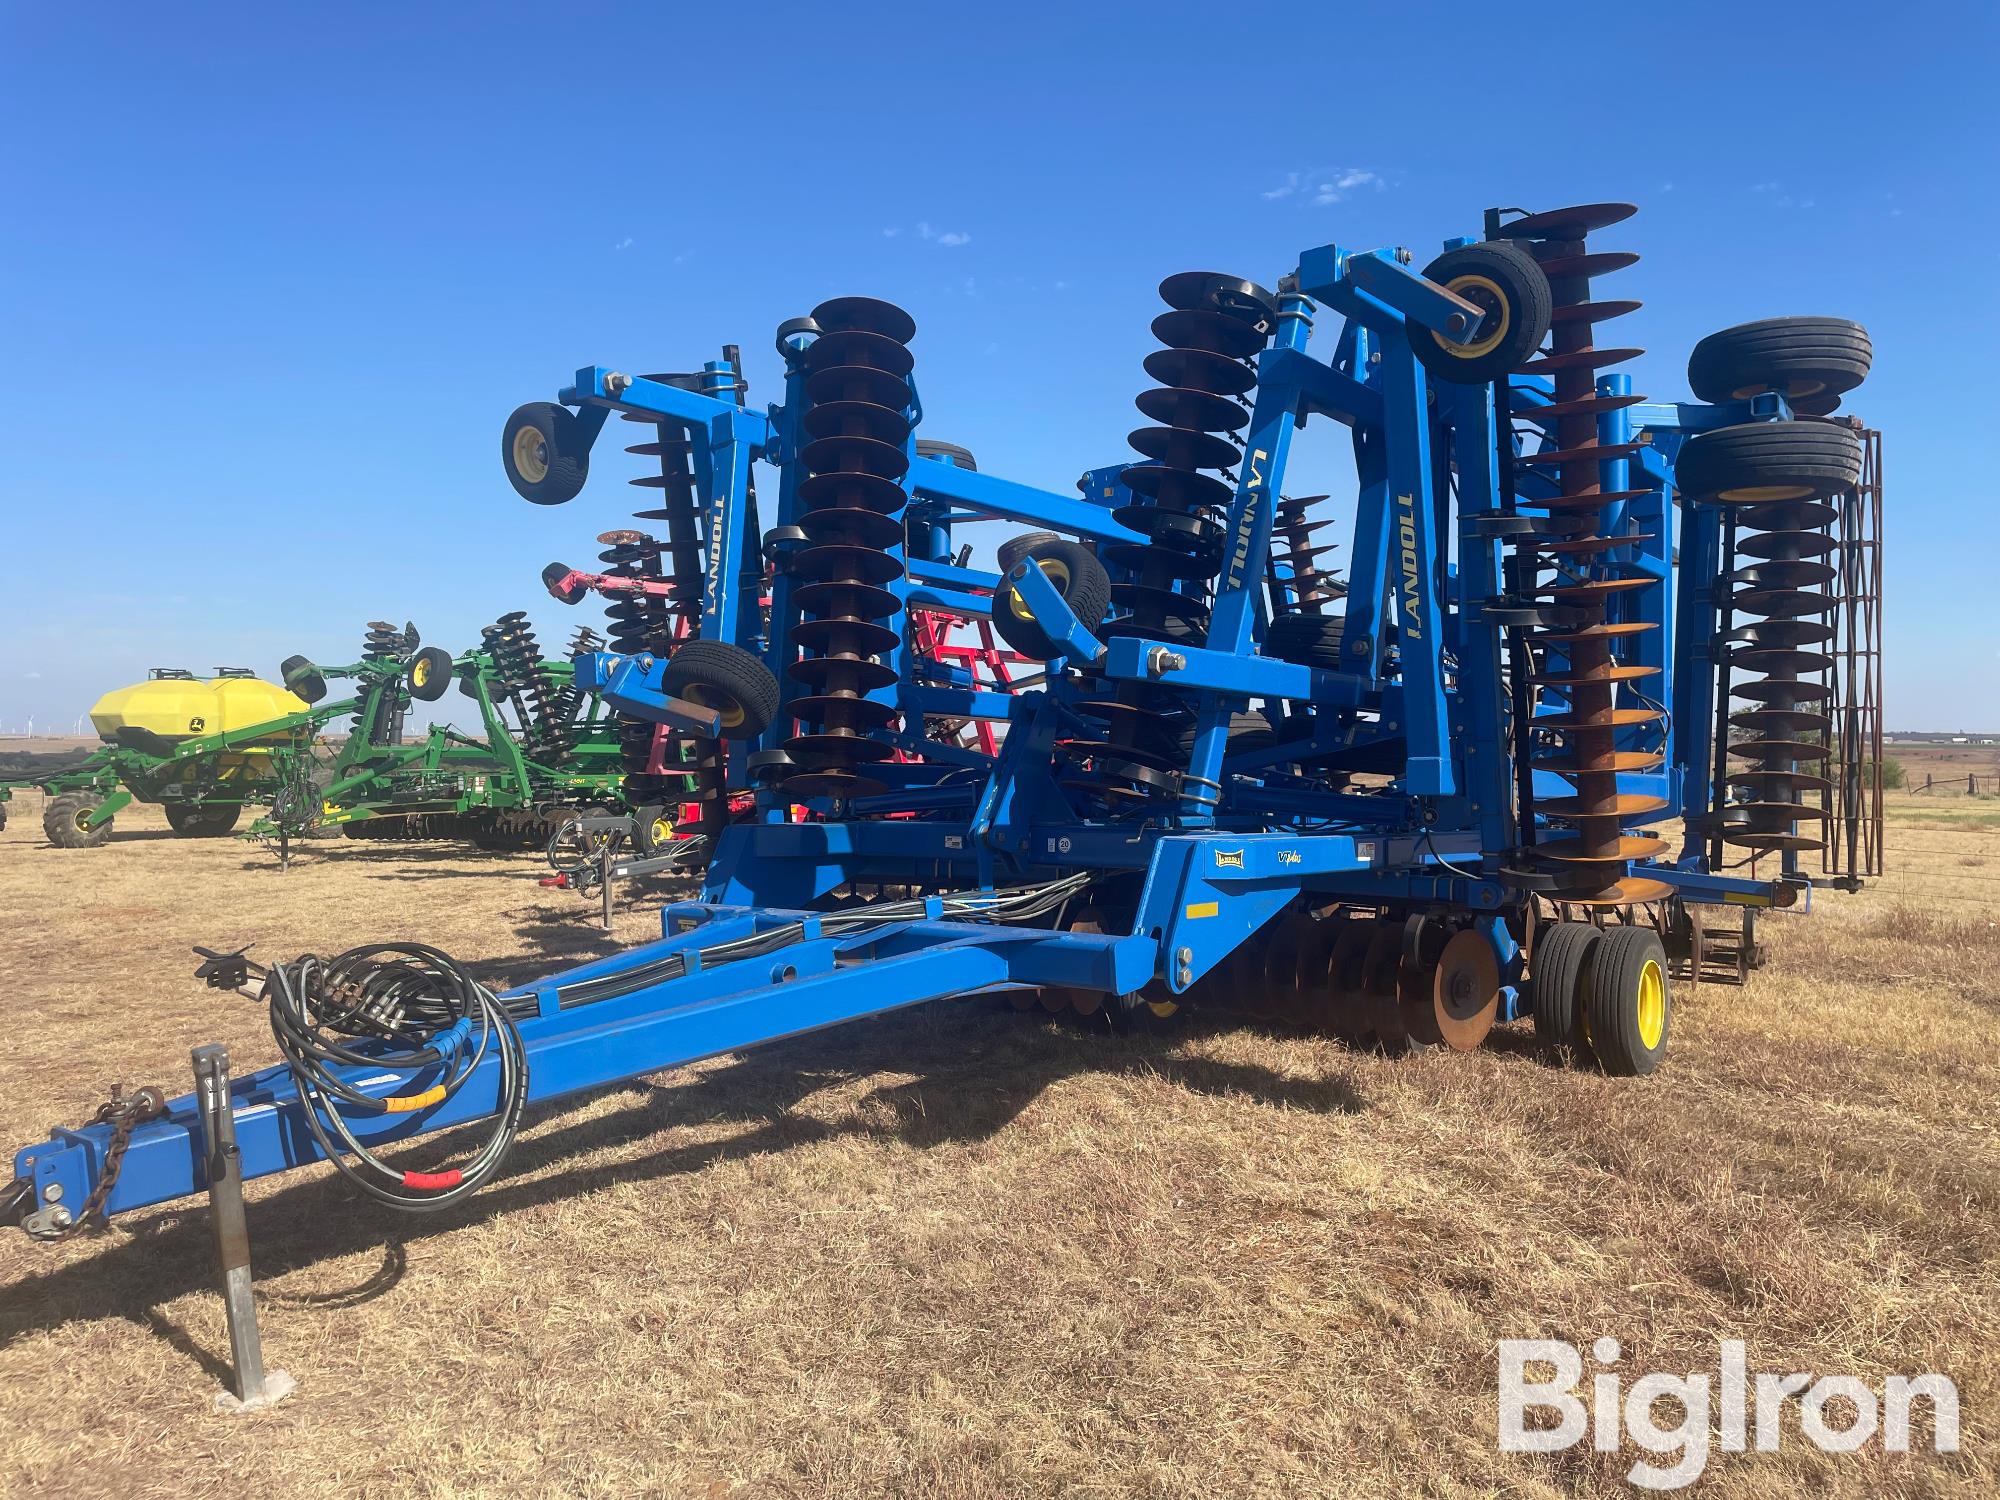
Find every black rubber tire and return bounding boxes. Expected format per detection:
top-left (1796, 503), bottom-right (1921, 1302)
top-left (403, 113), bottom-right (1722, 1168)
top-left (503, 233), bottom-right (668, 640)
top-left (44, 791), bottom-right (111, 849)
top-left (1410, 241), bottom-right (1552, 386)
top-left (543, 562), bottom-right (587, 605)
top-left (503, 402), bottom-right (590, 506)
top-left (1674, 421), bottom-right (1863, 502)
top-left (1687, 317), bottom-right (1872, 412)
top-left (405, 646), bottom-right (454, 702)
top-left (991, 538), bottom-right (1113, 661)
top-left (1530, 921), bottom-right (1599, 1056)
top-left (1583, 925), bottom-right (1672, 1077)
top-left (632, 804), bottom-right (677, 856)
top-left (915, 438), bottom-right (977, 472)
top-left (1174, 711), bottom-right (1274, 761)
top-left (164, 802), bottom-right (241, 837)
top-left (1265, 611), bottom-right (1347, 669)
top-left (662, 640), bottom-right (781, 739)
top-left (995, 530), bottom-right (1063, 576)
top-left (280, 654), bottom-right (328, 706)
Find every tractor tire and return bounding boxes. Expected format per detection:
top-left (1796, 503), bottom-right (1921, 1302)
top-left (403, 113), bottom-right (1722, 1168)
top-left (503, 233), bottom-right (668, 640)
top-left (1674, 420), bottom-right (1863, 503)
top-left (502, 401), bottom-right (590, 506)
top-left (995, 530), bottom-right (1062, 576)
top-left (44, 792), bottom-right (111, 849)
top-left (991, 538), bottom-right (1112, 661)
top-left (405, 646), bottom-right (454, 701)
top-left (1583, 926), bottom-right (1672, 1077)
top-left (280, 655), bottom-right (329, 705)
top-left (662, 640), bottom-right (781, 739)
top-left (1529, 920), bottom-right (1599, 1057)
top-left (1264, 611), bottom-right (1348, 669)
top-left (164, 803), bottom-right (241, 838)
top-left (1409, 240), bottom-right (1552, 386)
top-left (1687, 316), bottom-right (1872, 413)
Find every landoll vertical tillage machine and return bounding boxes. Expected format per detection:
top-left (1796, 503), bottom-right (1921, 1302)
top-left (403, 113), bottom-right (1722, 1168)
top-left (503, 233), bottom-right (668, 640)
top-left (7, 202), bottom-right (1884, 1408)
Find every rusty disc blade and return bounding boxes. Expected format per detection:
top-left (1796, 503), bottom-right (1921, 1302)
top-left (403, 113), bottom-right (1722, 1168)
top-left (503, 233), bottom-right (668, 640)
top-left (1433, 929), bottom-right (1501, 1051)
top-left (1494, 202), bottom-right (1638, 239)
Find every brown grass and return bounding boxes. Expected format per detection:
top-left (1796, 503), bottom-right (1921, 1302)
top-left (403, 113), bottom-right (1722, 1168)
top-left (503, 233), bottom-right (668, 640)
top-left (0, 793), bottom-right (1995, 1497)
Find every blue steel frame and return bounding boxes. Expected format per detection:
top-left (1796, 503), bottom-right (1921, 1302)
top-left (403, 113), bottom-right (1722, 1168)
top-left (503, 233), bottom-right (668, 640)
top-left (12, 230), bottom-right (1831, 1229)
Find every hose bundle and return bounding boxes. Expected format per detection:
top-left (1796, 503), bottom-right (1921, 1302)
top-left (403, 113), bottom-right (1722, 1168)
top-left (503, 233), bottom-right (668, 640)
top-left (262, 943), bottom-right (529, 1211)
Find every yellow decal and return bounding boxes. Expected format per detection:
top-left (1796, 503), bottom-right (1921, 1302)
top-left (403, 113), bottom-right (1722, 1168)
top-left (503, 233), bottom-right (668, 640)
top-left (1185, 901), bottom-right (1219, 919)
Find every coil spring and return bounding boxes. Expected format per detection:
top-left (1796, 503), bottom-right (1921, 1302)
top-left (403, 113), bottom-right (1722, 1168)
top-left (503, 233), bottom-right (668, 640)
top-left (1720, 501), bottom-right (1839, 853)
top-left (1271, 493), bottom-right (1342, 610)
top-left (1077, 273), bottom-right (1276, 798)
top-left (781, 297), bottom-right (916, 803)
top-left (1499, 204), bottom-right (1670, 905)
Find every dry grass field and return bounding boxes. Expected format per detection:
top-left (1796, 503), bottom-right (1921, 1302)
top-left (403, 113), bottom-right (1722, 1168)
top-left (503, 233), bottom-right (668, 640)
top-left (0, 793), bottom-right (1994, 1497)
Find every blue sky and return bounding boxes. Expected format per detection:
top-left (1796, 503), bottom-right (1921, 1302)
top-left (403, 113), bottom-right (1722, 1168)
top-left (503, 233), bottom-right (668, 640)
top-left (1, 2), bottom-right (1990, 732)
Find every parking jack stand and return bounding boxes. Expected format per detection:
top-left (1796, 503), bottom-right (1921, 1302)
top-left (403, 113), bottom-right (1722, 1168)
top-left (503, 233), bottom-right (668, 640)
top-left (194, 1044), bottom-right (295, 1413)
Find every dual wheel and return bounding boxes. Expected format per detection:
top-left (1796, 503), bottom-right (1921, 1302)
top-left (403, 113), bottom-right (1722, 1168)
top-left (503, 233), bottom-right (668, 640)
top-left (1530, 921), bottom-right (1671, 1076)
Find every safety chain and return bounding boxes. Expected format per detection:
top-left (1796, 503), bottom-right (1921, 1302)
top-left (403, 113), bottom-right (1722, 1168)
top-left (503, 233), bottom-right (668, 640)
top-left (35, 1084), bottom-right (168, 1240)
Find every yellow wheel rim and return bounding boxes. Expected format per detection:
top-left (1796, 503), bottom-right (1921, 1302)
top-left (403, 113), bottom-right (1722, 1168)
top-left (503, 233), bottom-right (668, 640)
top-left (682, 683), bottom-right (745, 729)
top-left (1008, 558), bottom-right (1070, 622)
top-left (410, 657), bottom-right (431, 688)
top-left (1432, 273), bottom-right (1510, 360)
top-left (650, 816), bottom-right (673, 845)
top-left (511, 424), bottom-right (549, 484)
top-left (1636, 958), bottom-right (1666, 1050)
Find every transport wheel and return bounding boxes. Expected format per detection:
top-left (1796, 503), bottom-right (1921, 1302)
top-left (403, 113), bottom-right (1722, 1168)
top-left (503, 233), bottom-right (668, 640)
top-left (1408, 240), bottom-right (1553, 386)
top-left (1529, 920), bottom-right (1600, 1058)
top-left (662, 641), bottom-right (781, 739)
top-left (164, 802), bottom-right (241, 837)
top-left (1686, 316), bottom-right (1872, 414)
top-left (1673, 421), bottom-right (1863, 504)
top-left (502, 401), bottom-right (590, 505)
top-left (1583, 926), bottom-right (1672, 1076)
top-left (632, 804), bottom-right (676, 856)
top-left (543, 562), bottom-right (589, 605)
top-left (991, 539), bottom-right (1112, 661)
top-left (995, 530), bottom-right (1062, 576)
top-left (44, 792), bottom-right (111, 848)
top-left (405, 646), bottom-right (454, 701)
top-left (280, 654), bottom-right (328, 705)
top-left (1264, 611), bottom-right (1346, 669)
top-left (915, 438), bottom-right (978, 471)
